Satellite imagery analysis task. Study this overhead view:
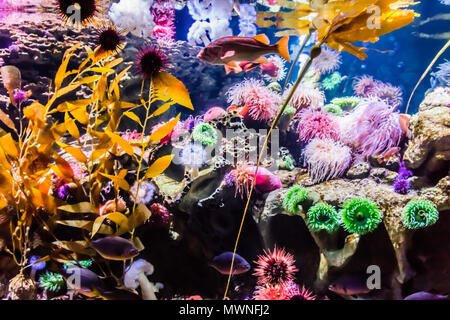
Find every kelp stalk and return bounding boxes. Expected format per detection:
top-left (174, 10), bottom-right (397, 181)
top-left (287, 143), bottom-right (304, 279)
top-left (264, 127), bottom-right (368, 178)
top-left (223, 44), bottom-right (322, 299)
top-left (282, 32), bottom-right (312, 94)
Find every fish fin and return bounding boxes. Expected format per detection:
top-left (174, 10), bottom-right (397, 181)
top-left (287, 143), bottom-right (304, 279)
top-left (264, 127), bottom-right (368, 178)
top-left (227, 61), bottom-right (243, 74)
top-left (221, 50), bottom-right (236, 60)
top-left (243, 63), bottom-right (260, 72)
top-left (224, 65), bottom-right (233, 75)
top-left (275, 36), bottom-right (291, 62)
top-left (254, 57), bottom-right (269, 64)
top-left (253, 34), bottom-right (270, 45)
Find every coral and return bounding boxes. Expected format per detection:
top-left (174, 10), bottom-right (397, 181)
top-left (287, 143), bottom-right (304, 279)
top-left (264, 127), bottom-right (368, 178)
top-left (312, 47), bottom-right (342, 74)
top-left (340, 198), bottom-right (382, 235)
top-left (323, 104), bottom-right (343, 116)
top-left (38, 272), bottom-right (64, 292)
top-left (226, 79), bottom-right (281, 122)
top-left (136, 46), bottom-right (168, 80)
top-left (296, 109), bottom-right (340, 143)
top-left (253, 246), bottom-right (298, 286)
top-left (151, 0), bottom-right (176, 43)
top-left (322, 72), bottom-right (342, 91)
top-left (353, 75), bottom-right (381, 98)
top-left (283, 185), bottom-right (308, 214)
top-left (340, 99), bottom-right (402, 159)
top-left (203, 107), bottom-right (227, 123)
top-left (192, 123), bottom-right (218, 146)
top-left (306, 202), bottom-right (340, 233)
top-left (108, 0), bottom-right (155, 38)
top-left (304, 139), bottom-right (352, 183)
top-left (289, 85), bottom-right (325, 111)
top-left (261, 55), bottom-right (287, 82)
top-left (330, 96), bottom-right (361, 110)
top-left (393, 178), bottom-right (410, 194)
top-left (402, 199), bottom-right (439, 230)
top-left (431, 60), bottom-right (450, 87)
top-left (372, 82), bottom-right (403, 109)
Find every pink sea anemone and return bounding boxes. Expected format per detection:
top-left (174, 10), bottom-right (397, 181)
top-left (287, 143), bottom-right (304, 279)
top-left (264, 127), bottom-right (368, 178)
top-left (253, 246), bottom-right (298, 286)
top-left (226, 79), bottom-right (281, 122)
top-left (261, 55), bottom-right (287, 81)
top-left (353, 75), bottom-right (381, 98)
top-left (340, 99), bottom-right (402, 159)
top-left (296, 109), bottom-right (340, 143)
top-left (289, 85), bottom-right (325, 111)
top-left (372, 82), bottom-right (403, 109)
top-left (303, 138), bottom-right (352, 183)
top-left (253, 284), bottom-right (291, 300)
top-left (228, 165), bottom-right (282, 198)
top-left (204, 107), bottom-right (227, 122)
top-left (148, 203), bottom-right (171, 227)
top-left (152, 117), bottom-right (185, 145)
top-left (150, 0), bottom-right (176, 43)
top-left (311, 47), bottom-right (342, 74)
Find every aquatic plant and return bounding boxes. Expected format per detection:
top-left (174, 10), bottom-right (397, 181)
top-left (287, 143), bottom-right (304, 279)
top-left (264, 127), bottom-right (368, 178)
top-left (372, 82), bottom-right (403, 109)
top-left (402, 199), bottom-right (439, 230)
top-left (108, 0), bottom-right (155, 38)
top-left (304, 139), bottom-right (352, 183)
top-left (353, 75), bottom-right (380, 98)
top-left (289, 85), bottom-right (325, 111)
top-left (340, 99), bottom-right (402, 159)
top-left (253, 246), bottom-right (298, 286)
top-left (330, 96), bottom-right (361, 110)
top-left (39, 272), bottom-right (65, 292)
top-left (324, 104), bottom-right (343, 116)
top-left (311, 47), bottom-right (342, 74)
top-left (226, 79), bottom-right (281, 122)
top-left (297, 109), bottom-right (340, 143)
top-left (306, 203), bottom-right (341, 233)
top-left (192, 123), bottom-right (217, 146)
top-left (283, 185), bottom-right (308, 214)
top-left (322, 72), bottom-right (343, 91)
top-left (340, 198), bottom-right (382, 235)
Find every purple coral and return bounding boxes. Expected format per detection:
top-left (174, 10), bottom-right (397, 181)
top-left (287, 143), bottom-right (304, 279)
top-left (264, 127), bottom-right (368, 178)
top-left (393, 178), bottom-right (410, 194)
top-left (340, 99), bottom-right (402, 159)
top-left (151, 0), bottom-right (176, 44)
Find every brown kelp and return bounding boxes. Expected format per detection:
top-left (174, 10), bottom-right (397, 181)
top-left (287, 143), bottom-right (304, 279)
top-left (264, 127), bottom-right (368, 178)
top-left (0, 39), bottom-right (193, 297)
top-left (224, 0), bottom-right (420, 299)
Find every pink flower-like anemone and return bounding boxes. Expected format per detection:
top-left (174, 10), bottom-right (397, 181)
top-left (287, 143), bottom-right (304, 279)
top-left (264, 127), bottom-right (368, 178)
top-left (296, 109), bottom-right (340, 143)
top-left (372, 82), bottom-right (403, 109)
top-left (311, 47), bottom-right (342, 74)
top-left (353, 75), bottom-right (382, 98)
top-left (204, 106), bottom-right (227, 122)
top-left (152, 117), bottom-right (185, 145)
top-left (303, 138), bottom-right (352, 183)
top-left (340, 99), bottom-right (402, 159)
top-left (261, 55), bottom-right (287, 81)
top-left (226, 79), bottom-right (281, 122)
top-left (228, 164), bottom-right (282, 198)
top-left (289, 85), bottom-right (325, 112)
top-left (150, 0), bottom-right (176, 43)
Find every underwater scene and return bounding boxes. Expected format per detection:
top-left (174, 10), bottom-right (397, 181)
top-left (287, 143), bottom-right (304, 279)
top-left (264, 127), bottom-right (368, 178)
top-left (0, 0), bottom-right (449, 303)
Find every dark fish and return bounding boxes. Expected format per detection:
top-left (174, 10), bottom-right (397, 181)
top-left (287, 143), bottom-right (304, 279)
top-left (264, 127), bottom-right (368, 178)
top-left (62, 266), bottom-right (107, 298)
top-left (404, 291), bottom-right (448, 300)
top-left (209, 252), bottom-right (251, 275)
top-left (197, 34), bottom-right (290, 74)
top-left (90, 236), bottom-right (139, 261)
top-left (328, 274), bottom-right (373, 296)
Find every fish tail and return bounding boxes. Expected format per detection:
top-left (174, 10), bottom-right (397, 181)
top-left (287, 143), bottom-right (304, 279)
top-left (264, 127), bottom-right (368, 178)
top-left (275, 36), bottom-right (291, 62)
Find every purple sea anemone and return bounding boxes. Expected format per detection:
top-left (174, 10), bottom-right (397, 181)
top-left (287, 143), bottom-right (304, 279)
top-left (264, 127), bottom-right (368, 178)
top-left (136, 46), bottom-right (168, 80)
top-left (353, 75), bottom-right (381, 98)
top-left (311, 47), bottom-right (342, 74)
top-left (372, 82), bottom-right (403, 109)
top-left (398, 161), bottom-right (413, 179)
top-left (289, 85), bottom-right (325, 111)
top-left (296, 109), bottom-right (340, 143)
top-left (303, 138), bottom-right (352, 183)
top-left (340, 99), bottom-right (402, 159)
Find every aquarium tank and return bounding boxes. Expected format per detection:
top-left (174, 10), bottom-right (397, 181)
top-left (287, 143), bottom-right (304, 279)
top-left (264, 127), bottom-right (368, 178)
top-left (0, 0), bottom-right (449, 303)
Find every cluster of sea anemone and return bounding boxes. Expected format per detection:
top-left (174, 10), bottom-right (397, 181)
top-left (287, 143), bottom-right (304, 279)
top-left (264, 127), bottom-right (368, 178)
top-left (353, 75), bottom-right (403, 108)
top-left (151, 0), bottom-right (176, 44)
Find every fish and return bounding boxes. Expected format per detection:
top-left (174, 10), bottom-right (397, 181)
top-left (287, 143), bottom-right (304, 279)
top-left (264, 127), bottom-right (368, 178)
top-left (404, 291), bottom-right (448, 300)
top-left (209, 252), bottom-right (251, 275)
top-left (90, 236), bottom-right (140, 261)
top-left (197, 34), bottom-right (290, 75)
top-left (62, 266), bottom-right (107, 298)
top-left (328, 274), bottom-right (374, 296)
top-left (399, 113), bottom-right (411, 138)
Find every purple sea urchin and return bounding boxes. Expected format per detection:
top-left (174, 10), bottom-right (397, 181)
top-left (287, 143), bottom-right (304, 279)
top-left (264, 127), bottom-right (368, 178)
top-left (136, 46), bottom-right (168, 80)
top-left (253, 246), bottom-right (298, 286)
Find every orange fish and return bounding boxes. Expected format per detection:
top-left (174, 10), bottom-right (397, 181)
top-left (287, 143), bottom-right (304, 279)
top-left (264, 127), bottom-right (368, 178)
top-left (399, 114), bottom-right (411, 138)
top-left (197, 34), bottom-right (290, 75)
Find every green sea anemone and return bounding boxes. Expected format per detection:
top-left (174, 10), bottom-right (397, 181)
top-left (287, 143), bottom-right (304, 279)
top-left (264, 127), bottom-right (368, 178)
top-left (340, 198), bottom-right (382, 235)
top-left (324, 104), bottom-right (343, 116)
top-left (192, 123), bottom-right (217, 146)
top-left (283, 185), bottom-right (308, 214)
top-left (63, 259), bottom-right (93, 269)
top-left (402, 199), bottom-right (439, 229)
top-left (306, 202), bottom-right (340, 233)
top-left (322, 72), bottom-right (342, 91)
top-left (331, 96), bottom-right (361, 110)
top-left (39, 272), bottom-right (65, 292)
top-left (278, 155), bottom-right (295, 171)
top-left (283, 105), bottom-right (297, 116)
